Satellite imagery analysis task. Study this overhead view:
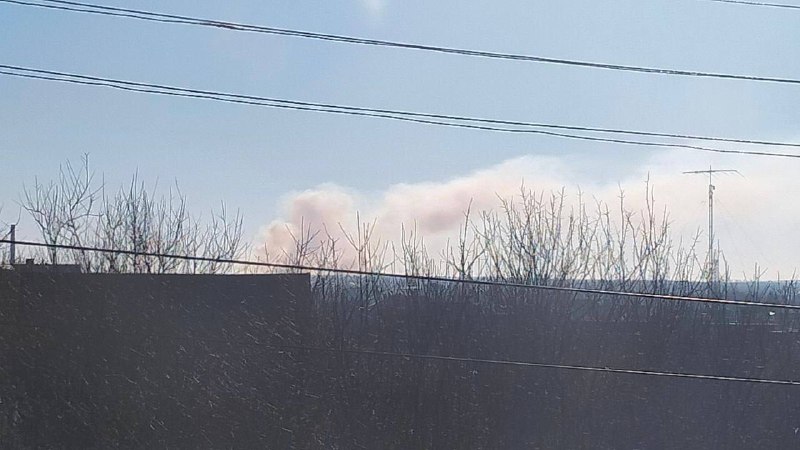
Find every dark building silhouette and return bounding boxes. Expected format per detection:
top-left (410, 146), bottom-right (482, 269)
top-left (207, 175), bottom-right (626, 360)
top-left (0, 271), bottom-right (311, 448)
top-left (11, 259), bottom-right (81, 274)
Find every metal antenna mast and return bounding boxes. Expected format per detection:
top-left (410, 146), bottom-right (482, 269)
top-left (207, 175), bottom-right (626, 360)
top-left (683, 166), bottom-right (740, 284)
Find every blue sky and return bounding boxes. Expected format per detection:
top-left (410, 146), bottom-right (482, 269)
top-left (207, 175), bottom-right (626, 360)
top-left (2, 1), bottom-right (800, 276)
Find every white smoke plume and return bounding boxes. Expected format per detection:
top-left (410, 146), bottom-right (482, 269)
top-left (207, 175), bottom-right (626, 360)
top-left (258, 147), bottom-right (800, 279)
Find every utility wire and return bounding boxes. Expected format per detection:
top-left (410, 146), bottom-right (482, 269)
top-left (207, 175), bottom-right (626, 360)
top-left (2, 66), bottom-right (800, 159)
top-left (4, 238), bottom-right (800, 310)
top-left (702, 0), bottom-right (800, 10)
top-left (3, 0), bottom-right (800, 86)
top-left (280, 345), bottom-right (800, 386)
top-left (3, 320), bottom-right (798, 386)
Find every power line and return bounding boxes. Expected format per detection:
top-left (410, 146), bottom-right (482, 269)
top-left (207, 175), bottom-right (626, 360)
top-left (4, 238), bottom-right (800, 310)
top-left (702, 0), bottom-right (800, 10)
top-left (288, 345), bottom-right (800, 386)
top-left (11, 62), bottom-right (791, 151)
top-left (3, 320), bottom-right (798, 386)
top-left (2, 65), bottom-right (800, 160)
top-left (4, 0), bottom-right (800, 86)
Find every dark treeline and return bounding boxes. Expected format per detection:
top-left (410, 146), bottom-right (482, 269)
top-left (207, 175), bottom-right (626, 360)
top-left (295, 276), bottom-right (800, 449)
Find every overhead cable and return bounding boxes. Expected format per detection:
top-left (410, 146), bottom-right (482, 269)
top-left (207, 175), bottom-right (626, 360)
top-left (2, 65), bottom-right (800, 159)
top-left (4, 238), bottom-right (800, 311)
top-left (2, 320), bottom-right (799, 386)
top-left (702, 0), bottom-right (800, 11)
top-left (3, 0), bottom-right (800, 86)
top-left (284, 345), bottom-right (800, 386)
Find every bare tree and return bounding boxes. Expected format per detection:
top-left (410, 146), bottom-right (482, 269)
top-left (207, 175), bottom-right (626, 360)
top-left (20, 157), bottom-right (247, 273)
top-left (21, 154), bottom-right (99, 265)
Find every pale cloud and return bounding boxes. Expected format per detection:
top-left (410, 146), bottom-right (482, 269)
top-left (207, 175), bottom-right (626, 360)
top-left (257, 147), bottom-right (800, 279)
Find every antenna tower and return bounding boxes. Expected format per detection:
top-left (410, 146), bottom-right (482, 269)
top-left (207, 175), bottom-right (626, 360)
top-left (683, 166), bottom-right (740, 285)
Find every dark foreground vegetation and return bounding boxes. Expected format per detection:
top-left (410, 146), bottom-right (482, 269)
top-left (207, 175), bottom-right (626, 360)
top-left (302, 277), bottom-right (800, 449)
top-left (2, 270), bottom-right (800, 449)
